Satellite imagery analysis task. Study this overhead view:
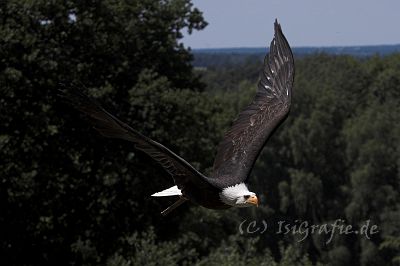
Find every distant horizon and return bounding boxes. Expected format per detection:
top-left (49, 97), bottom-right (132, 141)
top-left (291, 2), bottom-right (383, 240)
top-left (190, 43), bottom-right (400, 51)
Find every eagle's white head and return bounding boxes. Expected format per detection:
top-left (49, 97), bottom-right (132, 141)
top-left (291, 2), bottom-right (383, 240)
top-left (219, 183), bottom-right (258, 207)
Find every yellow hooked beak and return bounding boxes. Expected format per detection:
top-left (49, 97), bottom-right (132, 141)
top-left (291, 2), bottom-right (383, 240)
top-left (246, 195), bottom-right (259, 207)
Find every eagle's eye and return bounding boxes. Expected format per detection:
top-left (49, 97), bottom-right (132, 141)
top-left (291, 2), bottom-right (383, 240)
top-left (244, 195), bottom-right (250, 200)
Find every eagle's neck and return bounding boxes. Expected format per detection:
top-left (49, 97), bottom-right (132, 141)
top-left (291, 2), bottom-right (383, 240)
top-left (219, 183), bottom-right (250, 206)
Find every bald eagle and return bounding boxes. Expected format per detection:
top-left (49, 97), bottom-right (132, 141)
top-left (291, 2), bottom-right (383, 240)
top-left (61, 20), bottom-right (294, 215)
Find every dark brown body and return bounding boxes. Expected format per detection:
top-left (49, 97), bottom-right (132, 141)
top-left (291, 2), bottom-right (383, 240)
top-left (180, 180), bottom-right (231, 209)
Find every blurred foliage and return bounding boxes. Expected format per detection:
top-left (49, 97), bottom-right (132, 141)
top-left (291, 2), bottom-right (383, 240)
top-left (1, 0), bottom-right (400, 265)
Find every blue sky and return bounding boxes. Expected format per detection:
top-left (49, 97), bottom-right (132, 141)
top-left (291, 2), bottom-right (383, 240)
top-left (183, 0), bottom-right (400, 48)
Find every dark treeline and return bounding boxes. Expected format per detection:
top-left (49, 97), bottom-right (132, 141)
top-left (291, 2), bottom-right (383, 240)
top-left (1, 1), bottom-right (399, 265)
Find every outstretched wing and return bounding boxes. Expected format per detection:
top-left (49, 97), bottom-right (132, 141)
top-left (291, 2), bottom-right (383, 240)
top-left (211, 20), bottom-right (294, 187)
top-left (60, 88), bottom-right (217, 192)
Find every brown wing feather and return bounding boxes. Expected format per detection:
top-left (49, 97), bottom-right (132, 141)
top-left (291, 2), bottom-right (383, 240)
top-left (60, 88), bottom-right (217, 191)
top-left (211, 20), bottom-right (294, 186)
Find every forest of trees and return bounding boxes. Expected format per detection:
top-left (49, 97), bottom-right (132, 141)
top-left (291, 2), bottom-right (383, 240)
top-left (1, 1), bottom-right (399, 265)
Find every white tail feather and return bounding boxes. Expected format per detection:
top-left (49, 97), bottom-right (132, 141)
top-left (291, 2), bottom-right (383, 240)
top-left (151, 185), bottom-right (182, 197)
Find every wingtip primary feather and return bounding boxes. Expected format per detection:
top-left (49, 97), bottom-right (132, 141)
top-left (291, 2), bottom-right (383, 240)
top-left (274, 19), bottom-right (281, 33)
